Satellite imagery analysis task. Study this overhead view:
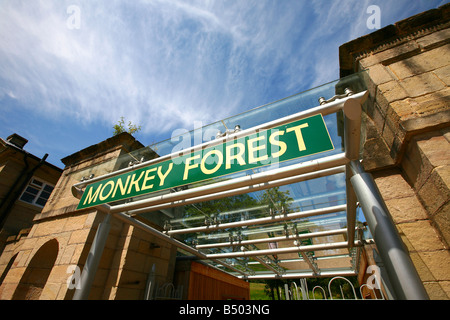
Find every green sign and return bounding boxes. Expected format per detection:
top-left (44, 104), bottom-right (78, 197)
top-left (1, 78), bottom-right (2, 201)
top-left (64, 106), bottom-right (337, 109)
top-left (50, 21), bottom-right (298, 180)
top-left (77, 114), bottom-right (334, 210)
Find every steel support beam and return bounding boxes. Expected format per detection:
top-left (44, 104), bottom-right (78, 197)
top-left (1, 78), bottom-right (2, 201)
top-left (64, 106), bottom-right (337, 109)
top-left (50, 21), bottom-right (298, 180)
top-left (73, 213), bottom-right (112, 300)
top-left (299, 251), bottom-right (320, 275)
top-left (195, 228), bottom-right (349, 249)
top-left (205, 240), bottom-right (364, 260)
top-left (237, 270), bottom-right (357, 280)
top-left (252, 256), bottom-right (284, 276)
top-left (167, 204), bottom-right (346, 235)
top-left (349, 160), bottom-right (429, 300)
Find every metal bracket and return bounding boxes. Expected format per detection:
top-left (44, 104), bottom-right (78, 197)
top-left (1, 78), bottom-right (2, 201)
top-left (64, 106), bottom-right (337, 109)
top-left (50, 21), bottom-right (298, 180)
top-left (80, 174), bottom-right (95, 182)
top-left (128, 156), bottom-right (145, 167)
top-left (318, 88), bottom-right (354, 105)
top-left (216, 125), bottom-right (241, 139)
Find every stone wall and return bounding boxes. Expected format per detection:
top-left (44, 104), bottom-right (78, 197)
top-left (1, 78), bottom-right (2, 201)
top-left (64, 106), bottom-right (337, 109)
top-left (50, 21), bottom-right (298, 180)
top-left (340, 4), bottom-right (449, 299)
top-left (0, 133), bottom-right (177, 300)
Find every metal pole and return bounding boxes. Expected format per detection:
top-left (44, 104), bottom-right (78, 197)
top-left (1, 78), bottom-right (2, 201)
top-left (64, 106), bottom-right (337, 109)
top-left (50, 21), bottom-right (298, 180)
top-left (343, 96), bottom-right (362, 247)
top-left (73, 213), bottom-right (112, 300)
top-left (349, 160), bottom-right (429, 300)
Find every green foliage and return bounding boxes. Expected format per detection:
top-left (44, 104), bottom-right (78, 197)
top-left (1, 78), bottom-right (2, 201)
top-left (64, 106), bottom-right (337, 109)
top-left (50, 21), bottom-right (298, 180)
top-left (184, 193), bottom-right (259, 221)
top-left (259, 186), bottom-right (293, 213)
top-left (113, 116), bottom-right (142, 136)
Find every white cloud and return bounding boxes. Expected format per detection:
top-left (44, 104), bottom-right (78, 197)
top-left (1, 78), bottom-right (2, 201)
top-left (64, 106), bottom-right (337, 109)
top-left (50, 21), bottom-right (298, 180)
top-left (0, 0), bottom-right (444, 146)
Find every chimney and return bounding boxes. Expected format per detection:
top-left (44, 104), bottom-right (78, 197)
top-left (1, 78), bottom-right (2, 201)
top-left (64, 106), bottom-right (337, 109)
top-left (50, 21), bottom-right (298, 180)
top-left (7, 133), bottom-right (28, 149)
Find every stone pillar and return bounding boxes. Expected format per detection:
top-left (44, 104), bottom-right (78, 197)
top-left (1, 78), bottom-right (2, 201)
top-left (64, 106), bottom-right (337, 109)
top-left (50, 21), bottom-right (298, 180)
top-left (340, 4), bottom-right (450, 299)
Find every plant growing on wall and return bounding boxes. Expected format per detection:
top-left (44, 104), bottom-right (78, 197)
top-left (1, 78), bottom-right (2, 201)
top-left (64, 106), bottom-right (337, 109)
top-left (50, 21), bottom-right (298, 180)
top-left (113, 116), bottom-right (142, 136)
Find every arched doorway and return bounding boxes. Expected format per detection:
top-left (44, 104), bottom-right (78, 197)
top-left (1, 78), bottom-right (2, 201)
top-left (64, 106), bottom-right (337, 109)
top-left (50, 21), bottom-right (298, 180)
top-left (12, 239), bottom-right (58, 300)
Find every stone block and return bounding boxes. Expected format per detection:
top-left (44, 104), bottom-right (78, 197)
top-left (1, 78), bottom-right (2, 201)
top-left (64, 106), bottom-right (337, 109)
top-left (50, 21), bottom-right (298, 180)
top-left (3, 266), bottom-right (26, 284)
top-left (440, 281), bottom-right (450, 299)
top-left (0, 283), bottom-right (18, 300)
top-left (418, 166), bottom-right (450, 216)
top-left (33, 219), bottom-right (65, 237)
top-left (48, 265), bottom-right (71, 284)
top-left (16, 249), bottom-right (32, 268)
top-left (68, 229), bottom-right (92, 245)
top-left (403, 132), bottom-right (450, 191)
top-left (424, 282), bottom-right (450, 300)
top-left (373, 170), bottom-right (415, 200)
top-left (70, 244), bottom-right (86, 264)
top-left (39, 283), bottom-right (61, 300)
top-left (434, 201), bottom-right (450, 247)
top-left (361, 137), bottom-right (395, 170)
top-left (433, 65), bottom-right (450, 86)
top-left (385, 196), bottom-right (428, 223)
top-left (401, 109), bottom-right (450, 135)
top-left (418, 250), bottom-right (450, 281)
top-left (411, 88), bottom-right (450, 116)
top-left (376, 81), bottom-right (409, 112)
top-left (362, 64), bottom-right (395, 97)
top-left (388, 44), bottom-right (450, 79)
top-left (409, 251), bottom-right (435, 282)
top-left (62, 214), bottom-right (88, 232)
top-left (397, 220), bottom-right (445, 252)
top-left (58, 244), bottom-right (77, 265)
top-left (367, 64), bottom-right (395, 85)
top-left (123, 251), bottom-right (148, 273)
top-left (417, 134), bottom-right (450, 168)
top-left (399, 72), bottom-right (446, 98)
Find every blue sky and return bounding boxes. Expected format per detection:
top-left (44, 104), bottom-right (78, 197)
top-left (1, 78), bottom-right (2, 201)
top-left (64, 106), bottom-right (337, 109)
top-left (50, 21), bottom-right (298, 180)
top-left (0, 0), bottom-right (447, 167)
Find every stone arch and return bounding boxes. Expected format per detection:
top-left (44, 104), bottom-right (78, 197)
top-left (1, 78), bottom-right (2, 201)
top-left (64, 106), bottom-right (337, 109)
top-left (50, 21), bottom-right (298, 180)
top-left (12, 239), bottom-right (59, 300)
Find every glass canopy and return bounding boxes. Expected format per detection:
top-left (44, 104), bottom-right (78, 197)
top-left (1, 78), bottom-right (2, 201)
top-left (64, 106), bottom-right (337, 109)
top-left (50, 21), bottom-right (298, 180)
top-left (72, 72), bottom-right (373, 280)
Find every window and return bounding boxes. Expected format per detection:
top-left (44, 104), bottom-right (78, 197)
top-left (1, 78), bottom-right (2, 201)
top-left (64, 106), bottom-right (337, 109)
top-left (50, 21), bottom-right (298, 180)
top-left (19, 178), bottom-right (54, 208)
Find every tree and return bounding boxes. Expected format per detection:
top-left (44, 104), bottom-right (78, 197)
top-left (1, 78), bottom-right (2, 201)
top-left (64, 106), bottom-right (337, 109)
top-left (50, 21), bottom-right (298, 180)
top-left (259, 186), bottom-right (293, 213)
top-left (113, 116), bottom-right (142, 136)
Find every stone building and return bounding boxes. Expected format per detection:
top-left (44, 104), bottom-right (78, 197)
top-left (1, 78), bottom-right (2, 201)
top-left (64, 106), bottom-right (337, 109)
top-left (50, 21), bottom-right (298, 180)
top-left (339, 3), bottom-right (449, 299)
top-left (0, 133), bottom-right (177, 299)
top-left (0, 5), bottom-right (448, 300)
top-left (0, 133), bottom-right (62, 294)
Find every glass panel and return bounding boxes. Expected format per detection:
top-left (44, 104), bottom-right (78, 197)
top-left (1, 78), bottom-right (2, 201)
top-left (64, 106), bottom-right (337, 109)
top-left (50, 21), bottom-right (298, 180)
top-left (35, 197), bottom-right (48, 207)
top-left (74, 72), bottom-right (367, 181)
top-left (72, 72), bottom-right (370, 277)
top-left (24, 186), bottom-right (39, 196)
top-left (30, 179), bottom-right (43, 187)
top-left (20, 191), bottom-right (36, 203)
